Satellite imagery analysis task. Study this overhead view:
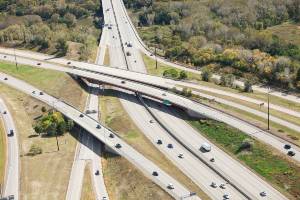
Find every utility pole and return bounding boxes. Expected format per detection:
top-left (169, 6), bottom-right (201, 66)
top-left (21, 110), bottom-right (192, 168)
top-left (267, 87), bottom-right (270, 130)
top-left (52, 100), bottom-right (60, 151)
top-left (14, 47), bottom-right (18, 70)
top-left (155, 46), bottom-right (158, 70)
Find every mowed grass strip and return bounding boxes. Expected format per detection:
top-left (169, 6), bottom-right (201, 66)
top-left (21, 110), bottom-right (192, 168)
top-left (100, 89), bottom-right (210, 200)
top-left (142, 53), bottom-right (300, 113)
top-left (189, 119), bottom-right (300, 199)
top-left (0, 120), bottom-right (6, 186)
top-left (0, 61), bottom-right (87, 111)
top-left (80, 164), bottom-right (95, 200)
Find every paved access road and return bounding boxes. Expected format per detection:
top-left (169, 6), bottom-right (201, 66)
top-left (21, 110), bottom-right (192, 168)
top-left (0, 72), bottom-right (200, 200)
top-left (113, 0), bottom-right (300, 105)
top-left (0, 98), bottom-right (19, 200)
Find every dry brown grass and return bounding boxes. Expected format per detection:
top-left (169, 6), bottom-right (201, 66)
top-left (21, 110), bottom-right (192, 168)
top-left (80, 164), bottom-right (95, 200)
top-left (100, 89), bottom-right (210, 200)
top-left (0, 65), bottom-right (88, 199)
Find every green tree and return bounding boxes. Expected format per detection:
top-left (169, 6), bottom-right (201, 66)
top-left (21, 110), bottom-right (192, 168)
top-left (179, 70), bottom-right (187, 79)
top-left (163, 68), bottom-right (178, 79)
top-left (55, 38), bottom-right (68, 56)
top-left (64, 13), bottom-right (77, 27)
top-left (201, 70), bottom-right (212, 82)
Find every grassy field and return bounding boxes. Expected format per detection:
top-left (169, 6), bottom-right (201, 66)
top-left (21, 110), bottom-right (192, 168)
top-left (99, 89), bottom-right (210, 200)
top-left (192, 94), bottom-right (300, 145)
top-left (142, 53), bottom-right (201, 81)
top-left (0, 63), bottom-right (88, 199)
top-left (104, 47), bottom-right (110, 66)
top-left (0, 120), bottom-right (6, 187)
top-left (264, 22), bottom-right (300, 46)
top-left (80, 164), bottom-right (95, 200)
top-left (188, 118), bottom-right (300, 199)
top-left (0, 61), bottom-right (87, 111)
top-left (143, 53), bottom-right (300, 113)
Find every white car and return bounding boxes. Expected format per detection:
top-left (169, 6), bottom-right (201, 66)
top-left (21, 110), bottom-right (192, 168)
top-left (201, 142), bottom-right (211, 152)
top-left (167, 183), bottom-right (174, 189)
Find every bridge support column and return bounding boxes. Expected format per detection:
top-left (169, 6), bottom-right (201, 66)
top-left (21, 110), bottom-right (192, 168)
top-left (186, 109), bottom-right (208, 119)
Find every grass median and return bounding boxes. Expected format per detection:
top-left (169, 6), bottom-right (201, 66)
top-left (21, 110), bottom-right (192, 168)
top-left (80, 164), bottom-right (95, 200)
top-left (0, 62), bottom-right (88, 199)
top-left (188, 118), bottom-right (300, 199)
top-left (100, 89), bottom-right (210, 200)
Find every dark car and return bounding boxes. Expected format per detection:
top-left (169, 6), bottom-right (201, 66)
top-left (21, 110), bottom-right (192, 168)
top-left (126, 51), bottom-right (131, 56)
top-left (39, 91), bottom-right (44, 95)
top-left (79, 114), bottom-right (84, 118)
top-left (67, 61), bottom-right (71, 65)
top-left (284, 144), bottom-right (291, 149)
top-left (3, 111), bottom-right (7, 114)
top-left (95, 170), bottom-right (99, 175)
top-left (32, 91), bottom-right (36, 94)
top-left (167, 143), bottom-right (173, 148)
top-left (8, 195), bottom-right (14, 200)
top-left (152, 171), bottom-right (158, 176)
top-left (37, 62), bottom-right (41, 65)
top-left (109, 133), bottom-right (115, 138)
top-left (288, 151), bottom-right (295, 156)
top-left (96, 124), bottom-right (101, 129)
top-left (8, 130), bottom-right (14, 137)
top-left (157, 139), bottom-right (162, 145)
top-left (115, 143), bottom-right (122, 148)
top-left (3, 55), bottom-right (7, 58)
top-left (4, 77), bottom-right (8, 80)
top-left (121, 80), bottom-right (126, 84)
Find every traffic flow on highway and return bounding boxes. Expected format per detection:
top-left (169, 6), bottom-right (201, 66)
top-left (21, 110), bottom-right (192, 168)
top-left (0, 0), bottom-right (299, 200)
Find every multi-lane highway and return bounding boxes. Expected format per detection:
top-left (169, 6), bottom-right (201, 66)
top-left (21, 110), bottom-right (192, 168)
top-left (66, 83), bottom-right (109, 200)
top-left (0, 98), bottom-right (19, 200)
top-left (100, 0), bottom-right (289, 199)
top-left (0, 45), bottom-right (299, 165)
top-left (1, 47), bottom-right (299, 121)
top-left (114, 0), bottom-right (300, 105)
top-left (0, 72), bottom-right (200, 200)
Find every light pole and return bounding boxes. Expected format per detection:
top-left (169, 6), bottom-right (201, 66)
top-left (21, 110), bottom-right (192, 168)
top-left (154, 46), bottom-right (158, 70)
top-left (52, 99), bottom-right (60, 151)
top-left (267, 87), bottom-right (270, 130)
top-left (14, 47), bottom-right (18, 70)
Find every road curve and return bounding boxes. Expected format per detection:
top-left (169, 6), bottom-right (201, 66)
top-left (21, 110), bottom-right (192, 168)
top-left (0, 72), bottom-right (200, 200)
top-left (0, 98), bottom-right (19, 200)
top-left (0, 53), bottom-right (299, 164)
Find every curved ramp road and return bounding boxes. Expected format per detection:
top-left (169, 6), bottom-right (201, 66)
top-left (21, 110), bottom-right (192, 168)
top-left (0, 72), bottom-right (200, 200)
top-left (114, 0), bottom-right (300, 104)
top-left (0, 51), bottom-right (299, 164)
top-left (0, 48), bottom-right (299, 120)
top-left (0, 98), bottom-right (19, 200)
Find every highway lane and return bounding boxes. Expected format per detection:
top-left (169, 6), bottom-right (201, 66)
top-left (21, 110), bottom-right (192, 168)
top-left (114, 0), bottom-right (300, 105)
top-left (0, 52), bottom-right (299, 164)
top-left (0, 72), bottom-right (199, 200)
top-left (1, 48), bottom-right (299, 121)
top-left (105, 1), bottom-right (289, 199)
top-left (0, 98), bottom-right (19, 200)
top-left (144, 98), bottom-right (288, 200)
top-left (119, 91), bottom-right (246, 200)
top-left (66, 83), bottom-right (109, 200)
top-left (104, 2), bottom-right (248, 198)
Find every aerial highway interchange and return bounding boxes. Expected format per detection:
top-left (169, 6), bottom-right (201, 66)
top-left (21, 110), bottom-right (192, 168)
top-left (0, 0), bottom-right (299, 200)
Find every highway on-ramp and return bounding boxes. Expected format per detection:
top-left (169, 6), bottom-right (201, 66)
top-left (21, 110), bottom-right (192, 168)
top-left (0, 98), bottom-right (19, 200)
top-left (0, 72), bottom-right (200, 200)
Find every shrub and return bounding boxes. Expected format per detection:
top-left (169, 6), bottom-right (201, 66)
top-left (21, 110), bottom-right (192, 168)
top-left (201, 70), bottom-right (212, 82)
top-left (179, 70), bottom-right (187, 79)
top-left (28, 144), bottom-right (42, 156)
top-left (163, 68), bottom-right (178, 78)
top-left (243, 81), bottom-right (253, 93)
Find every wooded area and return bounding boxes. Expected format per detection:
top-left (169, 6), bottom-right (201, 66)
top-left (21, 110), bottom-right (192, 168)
top-left (0, 0), bottom-right (103, 60)
top-left (126, 0), bottom-right (300, 90)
